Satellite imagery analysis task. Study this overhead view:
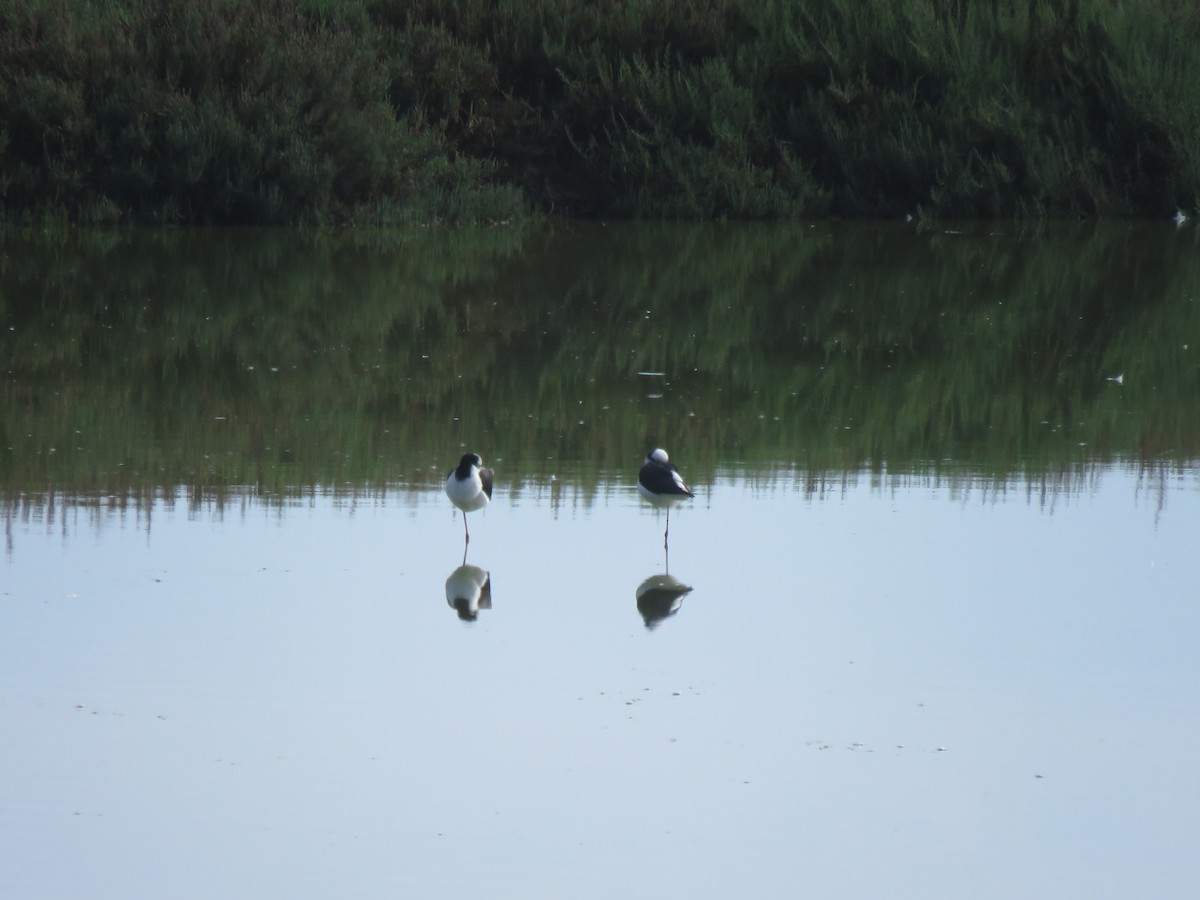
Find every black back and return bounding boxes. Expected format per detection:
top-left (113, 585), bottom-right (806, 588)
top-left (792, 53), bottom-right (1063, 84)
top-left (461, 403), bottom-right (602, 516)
top-left (451, 452), bottom-right (493, 500)
top-left (452, 452), bottom-right (482, 479)
top-left (639, 458), bottom-right (691, 496)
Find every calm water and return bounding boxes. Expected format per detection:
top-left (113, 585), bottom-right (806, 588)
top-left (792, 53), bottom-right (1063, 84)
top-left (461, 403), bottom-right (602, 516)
top-left (2, 223), bottom-right (1199, 899)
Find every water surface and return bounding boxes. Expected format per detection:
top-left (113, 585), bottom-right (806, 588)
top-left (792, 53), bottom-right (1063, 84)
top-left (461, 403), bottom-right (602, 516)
top-left (2, 223), bottom-right (1198, 899)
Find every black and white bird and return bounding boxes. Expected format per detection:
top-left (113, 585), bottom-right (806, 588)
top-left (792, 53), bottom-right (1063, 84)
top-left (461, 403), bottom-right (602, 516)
top-left (446, 452), bottom-right (493, 543)
top-left (638, 448), bottom-right (692, 547)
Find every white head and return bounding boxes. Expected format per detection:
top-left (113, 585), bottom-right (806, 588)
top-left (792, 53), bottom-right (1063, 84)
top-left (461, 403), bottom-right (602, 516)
top-left (648, 448), bottom-right (669, 464)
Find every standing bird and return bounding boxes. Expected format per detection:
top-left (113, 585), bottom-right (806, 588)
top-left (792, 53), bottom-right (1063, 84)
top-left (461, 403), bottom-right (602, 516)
top-left (638, 448), bottom-right (692, 548)
top-left (446, 452), bottom-right (493, 543)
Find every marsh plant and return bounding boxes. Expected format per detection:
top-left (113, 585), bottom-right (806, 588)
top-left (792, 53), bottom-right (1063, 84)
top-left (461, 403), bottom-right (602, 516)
top-left (2, 0), bottom-right (1199, 224)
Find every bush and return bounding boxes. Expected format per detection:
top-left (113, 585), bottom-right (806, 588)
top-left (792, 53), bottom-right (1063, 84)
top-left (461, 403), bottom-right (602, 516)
top-left (1, 0), bottom-right (1199, 223)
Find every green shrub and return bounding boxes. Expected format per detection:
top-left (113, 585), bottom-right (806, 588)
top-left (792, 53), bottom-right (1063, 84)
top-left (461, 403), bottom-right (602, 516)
top-left (1, 0), bottom-right (1198, 223)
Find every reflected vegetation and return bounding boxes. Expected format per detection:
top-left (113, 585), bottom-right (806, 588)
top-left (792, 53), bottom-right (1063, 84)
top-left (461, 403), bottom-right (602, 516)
top-left (2, 222), bottom-right (1198, 524)
top-left (445, 563), bottom-right (493, 623)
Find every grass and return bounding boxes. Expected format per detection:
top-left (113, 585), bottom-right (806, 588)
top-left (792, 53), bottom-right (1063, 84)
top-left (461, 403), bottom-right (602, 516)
top-left (2, 0), bottom-right (1200, 223)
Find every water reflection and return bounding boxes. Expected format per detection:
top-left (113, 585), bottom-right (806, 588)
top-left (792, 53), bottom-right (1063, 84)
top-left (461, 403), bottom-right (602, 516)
top-left (635, 573), bottom-right (693, 629)
top-left (5, 466), bottom-right (1197, 899)
top-left (445, 563), bottom-right (492, 622)
top-left (3, 225), bottom-right (1197, 900)
top-left (635, 541), bottom-right (694, 629)
top-left (2, 222), bottom-right (1198, 517)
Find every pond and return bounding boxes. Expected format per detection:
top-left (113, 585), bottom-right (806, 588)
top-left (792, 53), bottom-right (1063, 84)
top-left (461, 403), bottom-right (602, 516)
top-left (2, 222), bottom-right (1198, 899)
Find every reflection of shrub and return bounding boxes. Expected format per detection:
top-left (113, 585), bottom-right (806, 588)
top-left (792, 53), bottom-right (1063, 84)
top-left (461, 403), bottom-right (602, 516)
top-left (1, 0), bottom-right (1199, 223)
top-left (2, 223), bottom-right (1197, 504)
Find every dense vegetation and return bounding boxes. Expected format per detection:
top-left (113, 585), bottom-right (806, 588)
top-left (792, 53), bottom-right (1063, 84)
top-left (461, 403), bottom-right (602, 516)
top-left (2, 0), bottom-right (1200, 224)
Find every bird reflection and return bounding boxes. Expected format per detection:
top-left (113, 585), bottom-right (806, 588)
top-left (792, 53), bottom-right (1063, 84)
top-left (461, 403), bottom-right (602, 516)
top-left (635, 573), bottom-right (692, 629)
top-left (445, 563), bottom-right (492, 622)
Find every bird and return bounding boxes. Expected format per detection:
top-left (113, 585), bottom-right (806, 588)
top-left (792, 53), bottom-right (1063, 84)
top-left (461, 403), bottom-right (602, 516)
top-left (638, 448), bottom-right (692, 548)
top-left (446, 452), bottom-right (493, 543)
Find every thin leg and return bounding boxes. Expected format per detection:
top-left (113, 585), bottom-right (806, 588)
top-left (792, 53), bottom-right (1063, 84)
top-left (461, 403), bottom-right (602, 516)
top-left (463, 513), bottom-right (470, 544)
top-left (663, 508), bottom-right (670, 550)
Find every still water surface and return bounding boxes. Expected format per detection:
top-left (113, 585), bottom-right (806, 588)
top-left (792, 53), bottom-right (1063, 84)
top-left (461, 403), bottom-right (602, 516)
top-left (2, 223), bottom-right (1198, 898)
